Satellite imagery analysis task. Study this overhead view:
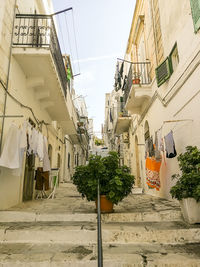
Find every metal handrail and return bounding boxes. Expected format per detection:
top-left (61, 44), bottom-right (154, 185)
top-left (97, 178), bottom-right (103, 267)
top-left (13, 14), bottom-right (67, 97)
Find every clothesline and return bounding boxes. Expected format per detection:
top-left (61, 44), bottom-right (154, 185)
top-left (0, 121), bottom-right (51, 173)
top-left (156, 119), bottom-right (193, 132)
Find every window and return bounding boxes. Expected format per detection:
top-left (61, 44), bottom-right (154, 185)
top-left (169, 43), bottom-right (179, 73)
top-left (155, 57), bottom-right (171, 87)
top-left (155, 43), bottom-right (179, 87)
top-left (190, 0), bottom-right (200, 33)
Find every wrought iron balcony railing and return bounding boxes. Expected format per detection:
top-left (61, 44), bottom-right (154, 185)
top-left (13, 14), bottom-right (67, 97)
top-left (123, 62), bottom-right (151, 104)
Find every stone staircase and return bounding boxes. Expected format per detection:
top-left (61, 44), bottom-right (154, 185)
top-left (0, 183), bottom-right (200, 266)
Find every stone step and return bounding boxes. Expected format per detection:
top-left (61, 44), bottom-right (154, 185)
top-left (132, 187), bottom-right (143, 194)
top-left (0, 221), bottom-right (200, 245)
top-left (0, 209), bottom-right (182, 223)
top-left (0, 211), bottom-right (97, 223)
top-left (0, 242), bottom-right (200, 266)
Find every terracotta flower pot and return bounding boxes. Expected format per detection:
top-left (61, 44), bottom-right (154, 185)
top-left (132, 78), bottom-right (140, 84)
top-left (95, 195), bottom-right (114, 213)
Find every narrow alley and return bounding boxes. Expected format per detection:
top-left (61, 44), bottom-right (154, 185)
top-left (0, 183), bottom-right (200, 266)
top-left (0, 0), bottom-right (200, 266)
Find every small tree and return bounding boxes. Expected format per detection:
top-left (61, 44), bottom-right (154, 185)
top-left (72, 151), bottom-right (135, 205)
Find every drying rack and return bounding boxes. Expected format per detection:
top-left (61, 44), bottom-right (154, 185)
top-left (48, 168), bottom-right (59, 199)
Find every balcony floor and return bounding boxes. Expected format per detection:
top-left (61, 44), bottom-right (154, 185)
top-left (115, 117), bottom-right (132, 134)
top-left (12, 47), bottom-right (70, 123)
top-left (125, 84), bottom-right (152, 114)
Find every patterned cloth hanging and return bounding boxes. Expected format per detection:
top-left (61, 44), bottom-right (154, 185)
top-left (145, 157), bottom-right (162, 190)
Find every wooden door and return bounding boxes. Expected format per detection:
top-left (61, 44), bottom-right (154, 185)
top-left (23, 154), bottom-right (35, 201)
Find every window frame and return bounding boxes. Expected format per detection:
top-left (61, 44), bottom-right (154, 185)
top-left (155, 57), bottom-right (171, 87)
top-left (190, 0), bottom-right (200, 33)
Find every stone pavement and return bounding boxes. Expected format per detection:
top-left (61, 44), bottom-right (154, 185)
top-left (0, 183), bottom-right (200, 266)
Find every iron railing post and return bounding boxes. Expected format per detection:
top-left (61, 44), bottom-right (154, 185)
top-left (97, 178), bottom-right (103, 267)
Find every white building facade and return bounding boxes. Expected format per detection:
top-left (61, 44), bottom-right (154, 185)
top-left (105, 0), bottom-right (200, 200)
top-left (0, 0), bottom-right (89, 209)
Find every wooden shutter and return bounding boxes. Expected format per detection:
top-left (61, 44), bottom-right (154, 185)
top-left (190, 0), bottom-right (200, 32)
top-left (155, 57), bottom-right (171, 87)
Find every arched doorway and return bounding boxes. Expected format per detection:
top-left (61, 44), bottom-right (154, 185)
top-left (135, 136), bottom-right (141, 187)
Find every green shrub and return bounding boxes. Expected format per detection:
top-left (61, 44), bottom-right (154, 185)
top-left (72, 151), bottom-right (135, 205)
top-left (170, 146), bottom-right (200, 202)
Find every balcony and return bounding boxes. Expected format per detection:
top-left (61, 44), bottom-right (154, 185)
top-left (12, 14), bottom-right (74, 132)
top-left (124, 62), bottom-right (152, 114)
top-left (114, 100), bottom-right (131, 134)
top-left (69, 113), bottom-right (90, 145)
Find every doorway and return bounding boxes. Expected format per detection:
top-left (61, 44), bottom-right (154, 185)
top-left (135, 136), bottom-right (141, 187)
top-left (23, 154), bottom-right (35, 201)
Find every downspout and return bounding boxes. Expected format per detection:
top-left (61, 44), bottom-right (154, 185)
top-left (0, 0), bottom-right (17, 153)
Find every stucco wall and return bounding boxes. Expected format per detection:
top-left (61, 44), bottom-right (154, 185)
top-left (122, 0), bottom-right (200, 200)
top-left (0, 0), bottom-right (67, 210)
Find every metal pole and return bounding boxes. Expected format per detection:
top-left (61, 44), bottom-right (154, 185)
top-left (0, 0), bottom-right (17, 153)
top-left (51, 7), bottom-right (72, 16)
top-left (97, 178), bottom-right (103, 267)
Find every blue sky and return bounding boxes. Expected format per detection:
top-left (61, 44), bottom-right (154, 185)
top-left (52, 0), bottom-right (135, 137)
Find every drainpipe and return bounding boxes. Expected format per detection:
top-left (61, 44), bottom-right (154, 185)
top-left (0, 0), bottom-right (17, 153)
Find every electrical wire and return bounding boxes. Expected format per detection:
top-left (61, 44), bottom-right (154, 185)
top-left (0, 79), bottom-right (40, 125)
top-left (0, 79), bottom-right (88, 147)
top-left (64, 12), bottom-right (74, 62)
top-left (71, 9), bottom-right (81, 74)
top-left (57, 14), bottom-right (67, 56)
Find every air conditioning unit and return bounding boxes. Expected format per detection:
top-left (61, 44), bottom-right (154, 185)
top-left (122, 132), bottom-right (129, 143)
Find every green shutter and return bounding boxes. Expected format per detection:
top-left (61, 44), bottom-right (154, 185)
top-left (190, 0), bottom-right (200, 33)
top-left (155, 57), bottom-right (171, 87)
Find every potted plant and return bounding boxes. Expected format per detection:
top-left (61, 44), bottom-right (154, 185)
top-left (72, 151), bottom-right (135, 213)
top-left (132, 71), bottom-right (141, 84)
top-left (170, 146), bottom-right (200, 224)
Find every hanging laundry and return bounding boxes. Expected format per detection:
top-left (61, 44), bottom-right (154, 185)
top-left (43, 136), bottom-right (51, 172)
top-left (122, 75), bottom-right (127, 91)
top-left (154, 132), bottom-right (162, 161)
top-left (164, 131), bottom-right (177, 158)
top-left (157, 129), bottom-right (164, 152)
top-left (145, 137), bottom-right (155, 158)
top-left (28, 127), bottom-right (39, 155)
top-left (12, 121), bottom-right (28, 176)
top-left (119, 62), bottom-right (124, 77)
top-left (27, 122), bottom-right (32, 153)
top-left (19, 121), bottom-right (28, 150)
top-left (37, 132), bottom-right (44, 160)
top-left (145, 157), bottom-right (161, 190)
top-left (0, 123), bottom-right (21, 169)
